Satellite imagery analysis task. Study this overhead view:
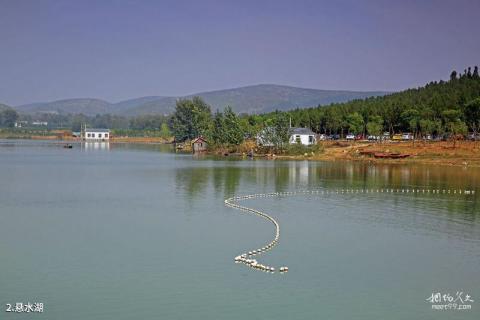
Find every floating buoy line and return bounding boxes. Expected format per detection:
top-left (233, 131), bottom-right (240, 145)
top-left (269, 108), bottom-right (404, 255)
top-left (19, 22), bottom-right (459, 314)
top-left (225, 188), bottom-right (476, 274)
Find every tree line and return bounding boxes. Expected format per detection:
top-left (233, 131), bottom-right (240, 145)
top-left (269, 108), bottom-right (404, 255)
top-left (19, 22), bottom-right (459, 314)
top-left (170, 66), bottom-right (480, 147)
top-left (281, 66), bottom-right (480, 139)
top-left (5, 111), bottom-right (171, 137)
top-left (170, 96), bottom-right (292, 150)
top-left (4, 66), bottom-right (480, 145)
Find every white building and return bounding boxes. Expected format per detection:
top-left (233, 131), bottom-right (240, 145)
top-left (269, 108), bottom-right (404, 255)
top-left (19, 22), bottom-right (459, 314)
top-left (289, 127), bottom-right (316, 145)
top-left (14, 121), bottom-right (28, 128)
top-left (83, 128), bottom-right (110, 141)
top-left (32, 121), bottom-right (48, 126)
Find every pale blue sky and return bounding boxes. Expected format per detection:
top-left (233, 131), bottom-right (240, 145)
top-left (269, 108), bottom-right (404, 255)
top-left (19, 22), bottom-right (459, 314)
top-left (1, 0), bottom-right (479, 105)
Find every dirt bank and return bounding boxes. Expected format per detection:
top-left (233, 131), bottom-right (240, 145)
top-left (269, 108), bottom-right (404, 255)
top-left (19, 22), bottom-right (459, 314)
top-left (274, 140), bottom-right (480, 167)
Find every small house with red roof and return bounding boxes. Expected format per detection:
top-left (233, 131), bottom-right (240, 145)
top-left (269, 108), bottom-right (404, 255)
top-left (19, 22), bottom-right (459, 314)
top-left (192, 136), bottom-right (208, 153)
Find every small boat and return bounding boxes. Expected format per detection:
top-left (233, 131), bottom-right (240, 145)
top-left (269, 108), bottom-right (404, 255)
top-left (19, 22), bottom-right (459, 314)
top-left (63, 144), bottom-right (73, 149)
top-left (388, 153), bottom-right (410, 159)
top-left (374, 152), bottom-right (410, 159)
top-left (359, 150), bottom-right (376, 156)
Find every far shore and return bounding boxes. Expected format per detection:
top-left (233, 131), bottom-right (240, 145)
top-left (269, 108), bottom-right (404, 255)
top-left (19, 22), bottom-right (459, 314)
top-left (2, 135), bottom-right (479, 167)
top-left (0, 134), bottom-right (172, 144)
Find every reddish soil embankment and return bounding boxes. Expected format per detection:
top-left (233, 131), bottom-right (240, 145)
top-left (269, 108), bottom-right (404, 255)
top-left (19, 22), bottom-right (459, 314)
top-left (301, 140), bottom-right (480, 167)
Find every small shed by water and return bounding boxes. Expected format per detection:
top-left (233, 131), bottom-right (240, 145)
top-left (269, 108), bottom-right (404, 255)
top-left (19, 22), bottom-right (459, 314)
top-left (192, 137), bottom-right (208, 153)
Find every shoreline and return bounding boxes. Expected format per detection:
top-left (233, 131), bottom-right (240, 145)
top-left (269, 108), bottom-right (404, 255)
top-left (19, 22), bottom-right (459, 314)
top-left (204, 140), bottom-right (480, 168)
top-left (2, 137), bottom-right (479, 167)
top-left (272, 140), bottom-right (480, 167)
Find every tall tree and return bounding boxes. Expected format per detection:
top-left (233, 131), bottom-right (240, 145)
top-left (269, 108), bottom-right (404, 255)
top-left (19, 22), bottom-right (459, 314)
top-left (465, 98), bottom-right (480, 136)
top-left (401, 109), bottom-right (420, 145)
top-left (324, 107), bottom-right (341, 134)
top-left (223, 106), bottom-right (244, 145)
top-left (473, 66), bottom-right (479, 79)
top-left (159, 123), bottom-right (171, 138)
top-left (346, 112), bottom-right (364, 135)
top-left (450, 70), bottom-right (458, 81)
top-left (211, 110), bottom-right (226, 144)
top-left (366, 115), bottom-right (383, 142)
top-left (442, 109), bottom-right (467, 148)
top-left (172, 97), bottom-right (212, 141)
top-left (419, 119), bottom-right (433, 139)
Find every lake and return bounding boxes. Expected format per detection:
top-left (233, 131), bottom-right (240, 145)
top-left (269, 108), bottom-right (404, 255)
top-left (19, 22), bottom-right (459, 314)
top-left (0, 140), bottom-right (479, 319)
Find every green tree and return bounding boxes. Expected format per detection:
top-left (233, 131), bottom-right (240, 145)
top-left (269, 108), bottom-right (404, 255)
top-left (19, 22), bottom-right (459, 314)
top-left (172, 99), bottom-right (195, 141)
top-left (238, 116), bottom-right (259, 139)
top-left (223, 106), bottom-right (244, 145)
top-left (172, 97), bottom-right (212, 141)
top-left (366, 115), bottom-right (383, 142)
top-left (211, 110), bottom-right (226, 144)
top-left (159, 122), bottom-right (171, 138)
top-left (465, 98), bottom-right (480, 135)
top-left (401, 109), bottom-right (420, 145)
top-left (419, 119), bottom-right (436, 141)
top-left (324, 107), bottom-right (341, 134)
top-left (192, 96), bottom-right (212, 137)
top-left (442, 109), bottom-right (467, 147)
top-left (346, 112), bottom-right (364, 135)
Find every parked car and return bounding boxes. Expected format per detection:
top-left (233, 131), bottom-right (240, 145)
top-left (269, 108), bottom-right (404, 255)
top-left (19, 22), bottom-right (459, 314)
top-left (468, 133), bottom-right (480, 141)
top-left (392, 134), bottom-right (403, 141)
top-left (368, 135), bottom-right (379, 141)
top-left (329, 134), bottom-right (340, 140)
top-left (402, 133), bottom-right (413, 140)
top-left (346, 134), bottom-right (355, 140)
top-left (355, 134), bottom-right (365, 140)
top-left (422, 134), bottom-right (432, 140)
top-left (317, 134), bottom-right (327, 141)
top-left (382, 132), bottom-right (391, 140)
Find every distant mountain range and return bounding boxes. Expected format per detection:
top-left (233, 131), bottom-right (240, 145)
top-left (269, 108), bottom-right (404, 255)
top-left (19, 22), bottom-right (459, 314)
top-left (11, 84), bottom-right (389, 116)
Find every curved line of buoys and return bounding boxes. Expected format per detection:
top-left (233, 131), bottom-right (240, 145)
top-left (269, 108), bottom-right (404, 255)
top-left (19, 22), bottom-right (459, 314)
top-left (225, 188), bottom-right (476, 274)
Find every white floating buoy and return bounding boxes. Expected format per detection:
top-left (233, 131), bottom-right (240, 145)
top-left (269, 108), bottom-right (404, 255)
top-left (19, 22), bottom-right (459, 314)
top-left (229, 187), bottom-right (470, 275)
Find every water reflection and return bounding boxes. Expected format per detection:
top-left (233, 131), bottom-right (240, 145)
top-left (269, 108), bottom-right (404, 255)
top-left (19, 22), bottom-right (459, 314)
top-left (82, 142), bottom-right (110, 151)
top-left (173, 159), bottom-right (479, 217)
top-left (175, 167), bottom-right (212, 198)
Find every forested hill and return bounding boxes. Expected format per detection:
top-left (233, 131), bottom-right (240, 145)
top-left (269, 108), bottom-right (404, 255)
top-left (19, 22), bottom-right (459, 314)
top-left (283, 66), bottom-right (480, 135)
top-left (13, 85), bottom-right (388, 116)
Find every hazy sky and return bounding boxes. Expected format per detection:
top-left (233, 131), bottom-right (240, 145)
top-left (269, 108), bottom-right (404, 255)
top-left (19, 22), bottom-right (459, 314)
top-left (1, 0), bottom-right (479, 105)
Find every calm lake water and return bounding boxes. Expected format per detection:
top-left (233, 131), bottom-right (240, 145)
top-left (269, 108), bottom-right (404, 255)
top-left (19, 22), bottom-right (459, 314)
top-left (1, 140), bottom-right (479, 319)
